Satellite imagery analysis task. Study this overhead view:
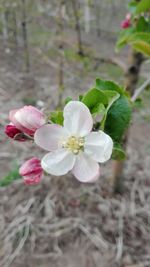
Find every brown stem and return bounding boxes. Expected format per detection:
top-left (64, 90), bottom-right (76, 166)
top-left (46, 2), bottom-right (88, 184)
top-left (21, 0), bottom-right (30, 72)
top-left (12, 9), bottom-right (18, 51)
top-left (112, 49), bottom-right (144, 193)
top-left (57, 0), bottom-right (65, 108)
top-left (71, 0), bottom-right (84, 56)
top-left (94, 0), bottom-right (101, 37)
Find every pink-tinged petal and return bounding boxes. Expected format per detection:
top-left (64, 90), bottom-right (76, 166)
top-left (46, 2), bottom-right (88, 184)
top-left (5, 123), bottom-right (31, 142)
top-left (9, 106), bottom-right (45, 135)
top-left (9, 109), bottom-right (18, 122)
top-left (126, 13), bottom-right (131, 20)
top-left (121, 19), bottom-right (130, 29)
top-left (9, 109), bottom-right (33, 135)
top-left (84, 131), bottom-right (113, 163)
top-left (34, 124), bottom-right (67, 151)
top-left (5, 123), bottom-right (23, 139)
top-left (19, 158), bottom-right (43, 185)
top-left (15, 106), bottom-right (45, 131)
top-left (72, 153), bottom-right (100, 183)
top-left (41, 149), bottom-right (76, 176)
top-left (24, 174), bottom-right (42, 185)
top-left (63, 101), bottom-right (93, 137)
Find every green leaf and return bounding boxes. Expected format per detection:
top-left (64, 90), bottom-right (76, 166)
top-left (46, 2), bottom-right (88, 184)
top-left (135, 0), bottom-right (150, 14)
top-left (50, 111), bottom-right (64, 125)
top-left (104, 90), bottom-right (120, 110)
top-left (116, 27), bottom-right (135, 51)
top-left (128, 1), bottom-right (138, 13)
top-left (0, 166), bottom-right (21, 187)
top-left (79, 95), bottom-right (83, 101)
top-left (64, 97), bottom-right (72, 105)
top-left (136, 16), bottom-right (150, 32)
top-left (111, 143), bottom-right (126, 160)
top-left (92, 103), bottom-right (105, 117)
top-left (133, 97), bottom-right (143, 108)
top-left (104, 95), bottom-right (132, 142)
top-left (118, 32), bottom-right (150, 57)
top-left (132, 40), bottom-right (150, 56)
top-left (95, 78), bottom-right (125, 95)
top-left (129, 32), bottom-right (150, 57)
top-left (129, 32), bottom-right (150, 43)
top-left (100, 90), bottom-right (120, 130)
top-left (82, 88), bottom-right (108, 111)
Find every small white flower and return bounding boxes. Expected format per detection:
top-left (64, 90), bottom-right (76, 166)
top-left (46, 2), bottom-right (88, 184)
top-left (34, 101), bottom-right (113, 183)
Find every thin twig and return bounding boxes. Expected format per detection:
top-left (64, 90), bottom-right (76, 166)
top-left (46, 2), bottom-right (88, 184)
top-left (131, 77), bottom-right (150, 102)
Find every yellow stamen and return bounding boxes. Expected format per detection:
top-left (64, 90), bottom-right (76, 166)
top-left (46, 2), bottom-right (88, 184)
top-left (62, 136), bottom-right (85, 154)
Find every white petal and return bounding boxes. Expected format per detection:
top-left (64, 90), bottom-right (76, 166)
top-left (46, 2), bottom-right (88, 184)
top-left (84, 131), bottom-right (113, 163)
top-left (34, 124), bottom-right (67, 151)
top-left (63, 101), bottom-right (93, 137)
top-left (72, 153), bottom-right (100, 183)
top-left (41, 149), bottom-right (76, 176)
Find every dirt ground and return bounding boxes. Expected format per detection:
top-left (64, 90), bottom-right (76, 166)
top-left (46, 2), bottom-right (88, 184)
top-left (0, 28), bottom-right (150, 267)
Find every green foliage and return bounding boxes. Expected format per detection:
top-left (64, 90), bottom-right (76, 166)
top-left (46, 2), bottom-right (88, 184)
top-left (81, 80), bottom-right (121, 129)
top-left (117, 1), bottom-right (150, 57)
top-left (116, 28), bottom-right (135, 51)
top-left (128, 1), bottom-right (138, 13)
top-left (95, 78), bottom-right (126, 95)
top-left (0, 166), bottom-right (21, 187)
top-left (64, 97), bottom-right (72, 105)
top-left (92, 103), bottom-right (105, 118)
top-left (95, 78), bottom-right (132, 140)
top-left (111, 143), bottom-right (126, 160)
top-left (136, 16), bottom-right (150, 32)
top-left (117, 30), bottom-right (150, 57)
top-left (104, 95), bottom-right (132, 142)
top-left (81, 78), bottom-right (132, 145)
top-left (128, 0), bottom-right (150, 14)
top-left (50, 111), bottom-right (64, 125)
top-left (132, 40), bottom-right (150, 56)
top-left (116, 28), bottom-right (134, 51)
top-left (134, 0), bottom-right (150, 15)
top-left (129, 33), bottom-right (150, 56)
top-left (133, 97), bottom-right (143, 108)
top-left (82, 88), bottom-right (108, 111)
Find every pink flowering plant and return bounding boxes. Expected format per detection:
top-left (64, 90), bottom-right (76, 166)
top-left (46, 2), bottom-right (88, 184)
top-left (4, 78), bottom-right (132, 185)
top-left (117, 0), bottom-right (150, 56)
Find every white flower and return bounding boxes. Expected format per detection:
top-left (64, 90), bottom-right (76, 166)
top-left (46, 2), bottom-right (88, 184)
top-left (34, 101), bottom-right (113, 183)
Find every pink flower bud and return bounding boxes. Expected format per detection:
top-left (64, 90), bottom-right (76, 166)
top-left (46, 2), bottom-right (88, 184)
top-left (9, 106), bottom-right (45, 136)
top-left (121, 13), bottom-right (131, 29)
top-left (121, 19), bottom-right (131, 29)
top-left (5, 123), bottom-right (21, 138)
top-left (19, 158), bottom-right (43, 185)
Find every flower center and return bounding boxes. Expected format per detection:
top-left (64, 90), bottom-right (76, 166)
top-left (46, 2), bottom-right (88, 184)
top-left (62, 136), bottom-right (85, 155)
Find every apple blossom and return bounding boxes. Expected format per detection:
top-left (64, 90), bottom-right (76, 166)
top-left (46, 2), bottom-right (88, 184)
top-left (34, 101), bottom-right (113, 183)
top-left (19, 158), bottom-right (43, 185)
top-left (9, 105), bottom-right (45, 136)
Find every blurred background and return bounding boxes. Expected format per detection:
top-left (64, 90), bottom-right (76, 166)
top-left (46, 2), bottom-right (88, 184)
top-left (0, 0), bottom-right (150, 266)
